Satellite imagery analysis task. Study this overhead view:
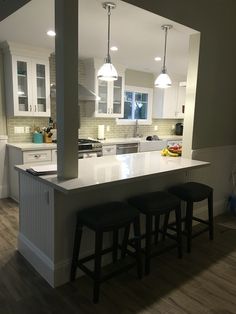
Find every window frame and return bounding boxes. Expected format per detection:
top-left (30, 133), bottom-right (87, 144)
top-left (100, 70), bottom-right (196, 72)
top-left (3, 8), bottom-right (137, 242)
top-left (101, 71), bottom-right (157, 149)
top-left (116, 85), bottom-right (153, 125)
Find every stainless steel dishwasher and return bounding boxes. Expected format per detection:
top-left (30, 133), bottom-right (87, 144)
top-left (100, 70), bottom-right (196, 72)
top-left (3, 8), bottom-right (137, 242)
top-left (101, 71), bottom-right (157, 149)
top-left (116, 143), bottom-right (139, 155)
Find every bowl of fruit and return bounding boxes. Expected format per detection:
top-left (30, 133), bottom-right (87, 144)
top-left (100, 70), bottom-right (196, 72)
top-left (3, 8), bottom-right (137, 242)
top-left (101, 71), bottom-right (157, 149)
top-left (161, 144), bottom-right (182, 157)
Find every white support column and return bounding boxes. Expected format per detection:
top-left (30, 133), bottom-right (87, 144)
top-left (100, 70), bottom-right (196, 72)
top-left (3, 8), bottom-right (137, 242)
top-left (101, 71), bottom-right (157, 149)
top-left (55, 0), bottom-right (79, 179)
top-left (182, 33), bottom-right (201, 159)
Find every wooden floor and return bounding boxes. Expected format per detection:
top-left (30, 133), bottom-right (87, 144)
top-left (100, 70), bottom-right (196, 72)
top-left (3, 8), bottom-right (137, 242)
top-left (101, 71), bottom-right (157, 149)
top-left (1, 198), bottom-right (236, 314)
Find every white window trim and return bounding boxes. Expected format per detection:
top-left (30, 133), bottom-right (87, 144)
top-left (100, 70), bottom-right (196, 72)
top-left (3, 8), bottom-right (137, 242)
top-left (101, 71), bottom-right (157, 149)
top-left (116, 85), bottom-right (153, 125)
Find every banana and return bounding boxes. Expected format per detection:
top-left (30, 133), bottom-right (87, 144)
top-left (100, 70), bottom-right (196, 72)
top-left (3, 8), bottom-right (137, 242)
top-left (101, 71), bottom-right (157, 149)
top-left (167, 149), bottom-right (179, 157)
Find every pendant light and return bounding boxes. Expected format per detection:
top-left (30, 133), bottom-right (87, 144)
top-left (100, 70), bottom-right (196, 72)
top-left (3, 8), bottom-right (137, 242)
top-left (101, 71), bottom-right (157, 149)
top-left (155, 25), bottom-right (173, 88)
top-left (97, 2), bottom-right (118, 81)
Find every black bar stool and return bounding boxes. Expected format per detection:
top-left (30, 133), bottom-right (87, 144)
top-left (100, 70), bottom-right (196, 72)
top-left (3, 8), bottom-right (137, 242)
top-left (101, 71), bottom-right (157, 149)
top-left (169, 182), bottom-right (213, 253)
top-left (128, 191), bottom-right (182, 275)
top-left (70, 201), bottom-right (142, 303)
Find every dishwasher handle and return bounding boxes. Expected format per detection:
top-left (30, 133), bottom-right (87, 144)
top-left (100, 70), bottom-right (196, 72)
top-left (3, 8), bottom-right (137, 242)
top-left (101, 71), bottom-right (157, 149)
top-left (116, 145), bottom-right (138, 150)
top-left (116, 143), bottom-right (139, 155)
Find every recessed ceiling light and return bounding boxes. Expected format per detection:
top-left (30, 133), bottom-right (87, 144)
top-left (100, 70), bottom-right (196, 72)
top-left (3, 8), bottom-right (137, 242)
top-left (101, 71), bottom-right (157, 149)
top-left (47, 30), bottom-right (56, 37)
top-left (155, 56), bottom-right (162, 61)
top-left (110, 46), bottom-right (118, 51)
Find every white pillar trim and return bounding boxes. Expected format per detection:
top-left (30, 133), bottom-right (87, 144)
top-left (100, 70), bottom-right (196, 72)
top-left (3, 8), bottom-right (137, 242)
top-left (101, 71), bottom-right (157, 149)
top-left (55, 0), bottom-right (79, 179)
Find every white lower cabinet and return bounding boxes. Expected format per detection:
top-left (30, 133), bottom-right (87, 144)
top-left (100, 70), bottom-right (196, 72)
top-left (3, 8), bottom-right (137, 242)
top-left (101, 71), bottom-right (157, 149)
top-left (8, 146), bottom-right (55, 202)
top-left (52, 149), bottom-right (57, 162)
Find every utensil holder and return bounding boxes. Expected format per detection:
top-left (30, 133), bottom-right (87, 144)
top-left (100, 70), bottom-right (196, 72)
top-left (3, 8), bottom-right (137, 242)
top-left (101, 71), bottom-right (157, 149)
top-left (33, 133), bottom-right (43, 143)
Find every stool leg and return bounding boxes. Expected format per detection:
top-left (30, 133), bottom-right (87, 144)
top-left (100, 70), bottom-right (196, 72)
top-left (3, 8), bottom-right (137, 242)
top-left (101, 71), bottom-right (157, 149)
top-left (208, 191), bottom-right (214, 240)
top-left (162, 211), bottom-right (170, 241)
top-left (112, 229), bottom-right (119, 263)
top-left (70, 221), bottom-right (83, 281)
top-left (154, 215), bottom-right (160, 245)
top-left (175, 205), bottom-right (183, 259)
top-left (186, 201), bottom-right (193, 253)
top-left (121, 224), bottom-right (130, 258)
top-left (133, 217), bottom-right (143, 279)
top-left (145, 214), bottom-right (153, 275)
top-left (93, 231), bottom-right (103, 304)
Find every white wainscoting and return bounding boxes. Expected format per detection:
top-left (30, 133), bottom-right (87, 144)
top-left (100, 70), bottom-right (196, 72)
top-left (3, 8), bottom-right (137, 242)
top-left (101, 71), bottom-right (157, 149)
top-left (16, 144), bottom-right (236, 287)
top-left (0, 135), bottom-right (8, 198)
top-left (191, 144), bottom-right (236, 217)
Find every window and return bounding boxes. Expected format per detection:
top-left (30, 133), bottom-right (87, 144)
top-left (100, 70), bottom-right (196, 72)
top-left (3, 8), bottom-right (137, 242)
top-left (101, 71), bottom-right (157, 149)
top-left (117, 86), bottom-right (153, 125)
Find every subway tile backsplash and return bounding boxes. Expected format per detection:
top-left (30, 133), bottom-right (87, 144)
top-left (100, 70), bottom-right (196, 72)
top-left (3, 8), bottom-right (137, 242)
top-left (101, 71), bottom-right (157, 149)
top-left (6, 54), bottom-right (182, 142)
top-left (79, 114), bottom-right (180, 139)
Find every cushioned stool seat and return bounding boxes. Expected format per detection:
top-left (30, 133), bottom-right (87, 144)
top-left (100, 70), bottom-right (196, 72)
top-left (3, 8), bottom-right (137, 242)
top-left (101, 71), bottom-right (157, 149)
top-left (77, 202), bottom-right (140, 230)
top-left (129, 191), bottom-right (180, 215)
top-left (169, 182), bottom-right (213, 253)
top-left (128, 191), bottom-right (182, 275)
top-left (70, 201), bottom-right (142, 303)
top-left (169, 182), bottom-right (213, 202)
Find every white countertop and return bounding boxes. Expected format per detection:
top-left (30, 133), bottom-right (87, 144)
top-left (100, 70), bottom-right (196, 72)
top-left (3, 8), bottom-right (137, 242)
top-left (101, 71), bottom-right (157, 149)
top-left (7, 142), bottom-right (57, 151)
top-left (16, 151), bottom-right (209, 194)
top-left (101, 136), bottom-right (182, 145)
top-left (7, 135), bottom-right (182, 150)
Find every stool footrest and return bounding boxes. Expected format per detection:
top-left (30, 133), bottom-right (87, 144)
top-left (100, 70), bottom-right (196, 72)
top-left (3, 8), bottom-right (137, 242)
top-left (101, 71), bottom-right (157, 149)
top-left (79, 247), bottom-right (112, 264)
top-left (77, 257), bottom-right (137, 284)
top-left (192, 216), bottom-right (210, 225)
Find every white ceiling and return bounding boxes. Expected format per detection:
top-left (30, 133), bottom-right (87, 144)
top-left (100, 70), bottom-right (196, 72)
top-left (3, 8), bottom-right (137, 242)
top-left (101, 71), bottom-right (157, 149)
top-left (0, 0), bottom-right (198, 79)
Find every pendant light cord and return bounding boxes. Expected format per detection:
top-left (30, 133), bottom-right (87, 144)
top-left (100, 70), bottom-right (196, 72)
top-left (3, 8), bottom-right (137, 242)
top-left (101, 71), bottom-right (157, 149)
top-left (162, 26), bottom-right (168, 72)
top-left (106, 6), bottom-right (111, 63)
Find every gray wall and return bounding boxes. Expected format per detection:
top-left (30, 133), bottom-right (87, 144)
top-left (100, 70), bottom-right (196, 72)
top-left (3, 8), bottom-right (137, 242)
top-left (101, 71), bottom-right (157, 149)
top-left (0, 53), bottom-right (7, 135)
top-left (125, 69), bottom-right (154, 88)
top-left (124, 0), bottom-right (236, 149)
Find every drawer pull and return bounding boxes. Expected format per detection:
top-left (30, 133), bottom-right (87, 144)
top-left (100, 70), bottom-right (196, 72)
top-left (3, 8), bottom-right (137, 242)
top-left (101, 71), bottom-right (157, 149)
top-left (34, 154), bottom-right (41, 158)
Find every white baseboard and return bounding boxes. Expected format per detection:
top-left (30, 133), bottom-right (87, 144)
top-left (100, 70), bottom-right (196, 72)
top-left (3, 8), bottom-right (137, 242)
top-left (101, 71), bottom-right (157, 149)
top-left (18, 233), bottom-right (55, 287)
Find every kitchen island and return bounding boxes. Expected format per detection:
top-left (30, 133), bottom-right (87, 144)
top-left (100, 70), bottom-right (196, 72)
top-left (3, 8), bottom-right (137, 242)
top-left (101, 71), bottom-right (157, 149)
top-left (15, 152), bottom-right (209, 287)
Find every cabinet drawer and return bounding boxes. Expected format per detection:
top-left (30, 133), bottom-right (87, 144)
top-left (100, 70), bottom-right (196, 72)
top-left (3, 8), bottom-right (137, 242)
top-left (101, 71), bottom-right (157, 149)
top-left (102, 145), bottom-right (116, 156)
top-left (23, 150), bottom-right (51, 163)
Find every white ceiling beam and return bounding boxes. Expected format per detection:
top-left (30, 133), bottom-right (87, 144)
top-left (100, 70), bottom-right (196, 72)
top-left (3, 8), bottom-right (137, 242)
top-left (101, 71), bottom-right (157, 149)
top-left (55, 0), bottom-right (79, 179)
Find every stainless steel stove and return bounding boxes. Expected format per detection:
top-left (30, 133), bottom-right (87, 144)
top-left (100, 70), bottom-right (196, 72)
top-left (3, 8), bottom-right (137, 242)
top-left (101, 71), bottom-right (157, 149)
top-left (78, 139), bottom-right (102, 159)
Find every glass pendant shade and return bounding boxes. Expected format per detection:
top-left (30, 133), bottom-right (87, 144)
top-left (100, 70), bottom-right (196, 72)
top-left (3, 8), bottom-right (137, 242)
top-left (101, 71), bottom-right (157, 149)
top-left (97, 61), bottom-right (118, 81)
top-left (155, 71), bottom-right (172, 88)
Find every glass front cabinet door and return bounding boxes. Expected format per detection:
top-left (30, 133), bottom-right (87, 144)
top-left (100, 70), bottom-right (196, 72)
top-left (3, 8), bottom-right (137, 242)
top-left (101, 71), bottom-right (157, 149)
top-left (12, 57), bottom-right (50, 117)
top-left (32, 61), bottom-right (50, 116)
top-left (95, 75), bottom-right (124, 118)
top-left (1, 42), bottom-right (51, 117)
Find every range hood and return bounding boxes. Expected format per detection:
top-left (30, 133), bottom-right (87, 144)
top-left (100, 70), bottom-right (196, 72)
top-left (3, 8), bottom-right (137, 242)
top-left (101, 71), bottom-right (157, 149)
top-left (50, 83), bottom-right (100, 101)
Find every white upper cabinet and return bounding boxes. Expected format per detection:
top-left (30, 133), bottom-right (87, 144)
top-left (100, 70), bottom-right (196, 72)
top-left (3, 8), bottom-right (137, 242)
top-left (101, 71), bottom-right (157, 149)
top-left (1, 42), bottom-right (51, 117)
top-left (83, 58), bottom-right (125, 118)
top-left (176, 82), bottom-right (186, 119)
top-left (152, 81), bottom-right (186, 119)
